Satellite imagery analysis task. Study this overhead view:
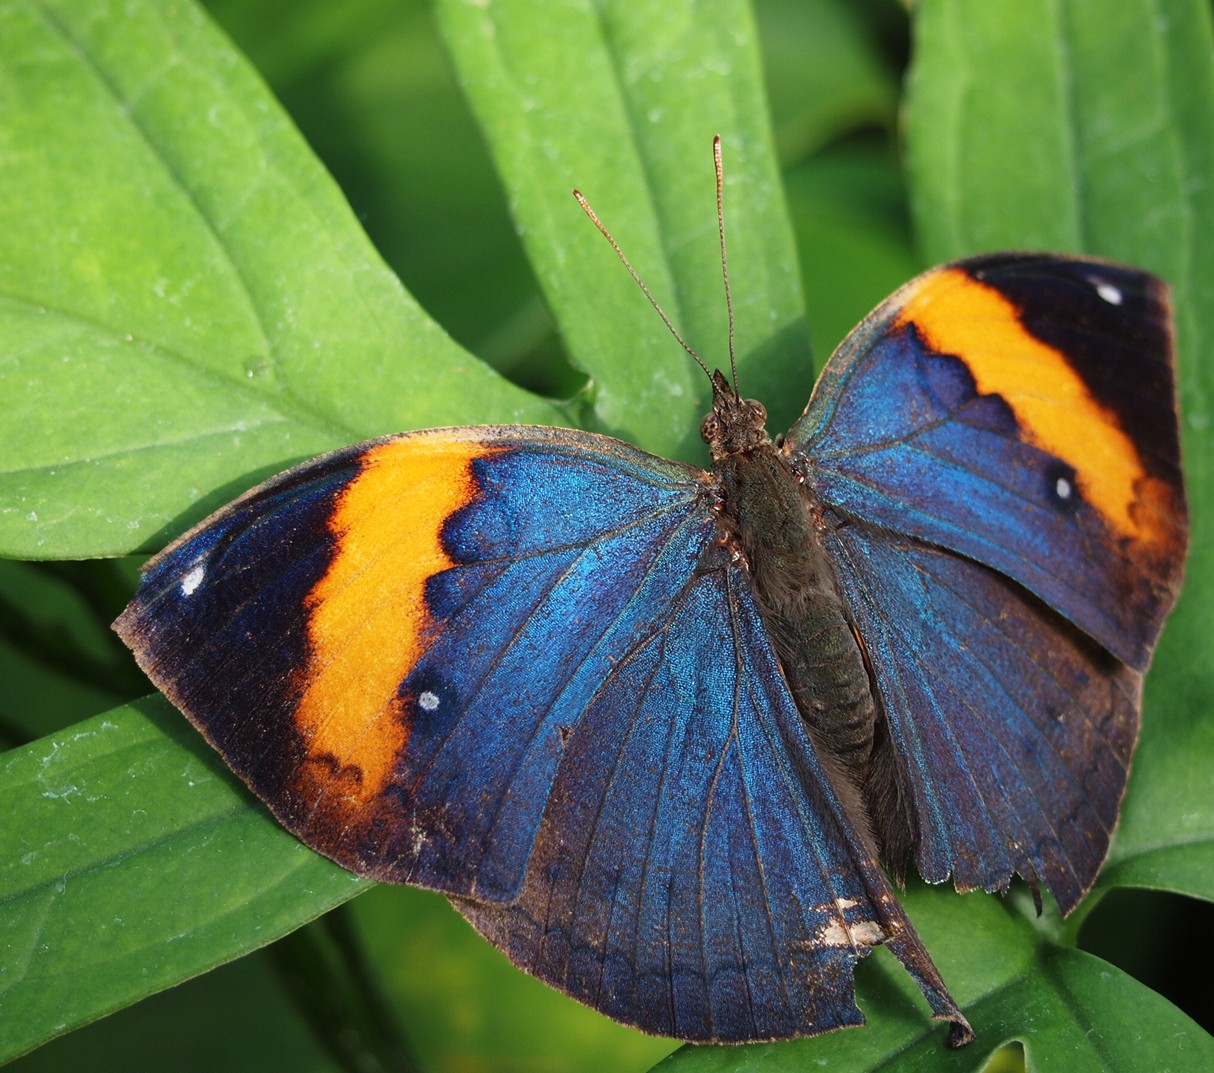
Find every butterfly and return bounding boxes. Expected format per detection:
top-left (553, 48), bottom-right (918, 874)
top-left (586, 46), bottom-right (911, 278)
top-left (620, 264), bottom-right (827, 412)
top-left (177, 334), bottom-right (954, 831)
top-left (114, 138), bottom-right (1187, 1048)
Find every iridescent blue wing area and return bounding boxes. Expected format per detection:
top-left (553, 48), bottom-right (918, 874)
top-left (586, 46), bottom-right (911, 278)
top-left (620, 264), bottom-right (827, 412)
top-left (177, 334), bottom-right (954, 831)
top-left (787, 254), bottom-right (1186, 911)
top-left (787, 254), bottom-right (1186, 670)
top-left (114, 425), bottom-right (963, 1042)
top-left (825, 524), bottom-right (1139, 912)
top-left (451, 559), bottom-right (963, 1041)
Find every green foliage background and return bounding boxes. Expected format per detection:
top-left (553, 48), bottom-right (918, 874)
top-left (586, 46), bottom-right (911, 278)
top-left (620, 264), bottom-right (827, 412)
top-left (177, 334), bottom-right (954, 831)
top-left (1, 1), bottom-right (1211, 1071)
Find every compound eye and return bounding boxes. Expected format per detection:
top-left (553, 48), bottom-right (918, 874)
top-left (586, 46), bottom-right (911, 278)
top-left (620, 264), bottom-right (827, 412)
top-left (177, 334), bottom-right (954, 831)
top-left (700, 412), bottom-right (720, 444)
top-left (745, 399), bottom-right (766, 424)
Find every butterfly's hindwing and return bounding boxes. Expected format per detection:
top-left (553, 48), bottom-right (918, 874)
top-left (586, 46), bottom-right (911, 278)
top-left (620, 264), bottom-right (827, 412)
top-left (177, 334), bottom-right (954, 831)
top-left (458, 563), bottom-right (959, 1042)
top-left (826, 523), bottom-right (1140, 911)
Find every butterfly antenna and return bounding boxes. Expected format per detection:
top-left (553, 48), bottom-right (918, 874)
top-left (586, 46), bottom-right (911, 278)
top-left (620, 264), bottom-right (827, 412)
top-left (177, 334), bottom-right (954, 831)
top-left (573, 188), bottom-right (712, 379)
top-left (713, 135), bottom-right (738, 391)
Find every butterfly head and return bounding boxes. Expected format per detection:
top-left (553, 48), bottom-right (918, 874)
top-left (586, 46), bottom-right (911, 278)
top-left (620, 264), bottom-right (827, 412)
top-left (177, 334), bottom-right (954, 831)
top-left (701, 368), bottom-right (770, 462)
top-left (578, 138), bottom-right (765, 467)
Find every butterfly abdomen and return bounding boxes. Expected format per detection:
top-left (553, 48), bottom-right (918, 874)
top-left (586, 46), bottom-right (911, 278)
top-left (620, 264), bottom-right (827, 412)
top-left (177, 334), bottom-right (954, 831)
top-left (716, 447), bottom-right (880, 800)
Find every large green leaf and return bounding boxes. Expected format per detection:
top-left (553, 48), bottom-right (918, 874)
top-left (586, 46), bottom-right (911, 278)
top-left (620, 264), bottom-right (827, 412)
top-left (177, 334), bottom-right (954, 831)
top-left (0, 0), bottom-right (559, 561)
top-left (6, 948), bottom-right (346, 1073)
top-left (0, 699), bottom-right (367, 1062)
top-left (433, 0), bottom-right (813, 458)
top-left (203, 0), bottom-right (575, 396)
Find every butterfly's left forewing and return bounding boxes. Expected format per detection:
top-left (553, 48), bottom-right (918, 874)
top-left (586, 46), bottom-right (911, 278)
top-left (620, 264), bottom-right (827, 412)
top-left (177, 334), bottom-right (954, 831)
top-left (116, 425), bottom-right (960, 1042)
top-left (118, 427), bottom-right (713, 898)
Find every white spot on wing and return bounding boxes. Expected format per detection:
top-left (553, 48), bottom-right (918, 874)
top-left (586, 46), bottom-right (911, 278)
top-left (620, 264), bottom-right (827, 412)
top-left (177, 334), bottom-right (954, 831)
top-left (1055, 475), bottom-right (1073, 501)
top-left (1093, 278), bottom-right (1123, 305)
top-left (181, 564), bottom-right (206, 596)
top-left (418, 691), bottom-right (440, 712)
top-left (817, 918), bottom-right (884, 948)
top-left (851, 920), bottom-right (884, 945)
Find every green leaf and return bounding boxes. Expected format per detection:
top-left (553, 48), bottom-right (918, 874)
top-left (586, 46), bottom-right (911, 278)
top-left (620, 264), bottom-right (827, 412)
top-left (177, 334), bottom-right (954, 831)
top-left (909, 0), bottom-right (1206, 262)
top-left (0, 560), bottom-right (138, 744)
top-left (0, 698), bottom-right (367, 1063)
top-left (433, 0), bottom-right (813, 459)
top-left (0, 0), bottom-right (560, 561)
top-left (5, 950), bottom-right (346, 1073)
top-left (203, 0), bottom-right (575, 395)
top-left (1096, 632), bottom-right (1214, 904)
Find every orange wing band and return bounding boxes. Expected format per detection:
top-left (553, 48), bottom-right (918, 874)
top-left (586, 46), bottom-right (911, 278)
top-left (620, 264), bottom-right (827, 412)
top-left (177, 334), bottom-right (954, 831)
top-left (293, 434), bottom-right (489, 808)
